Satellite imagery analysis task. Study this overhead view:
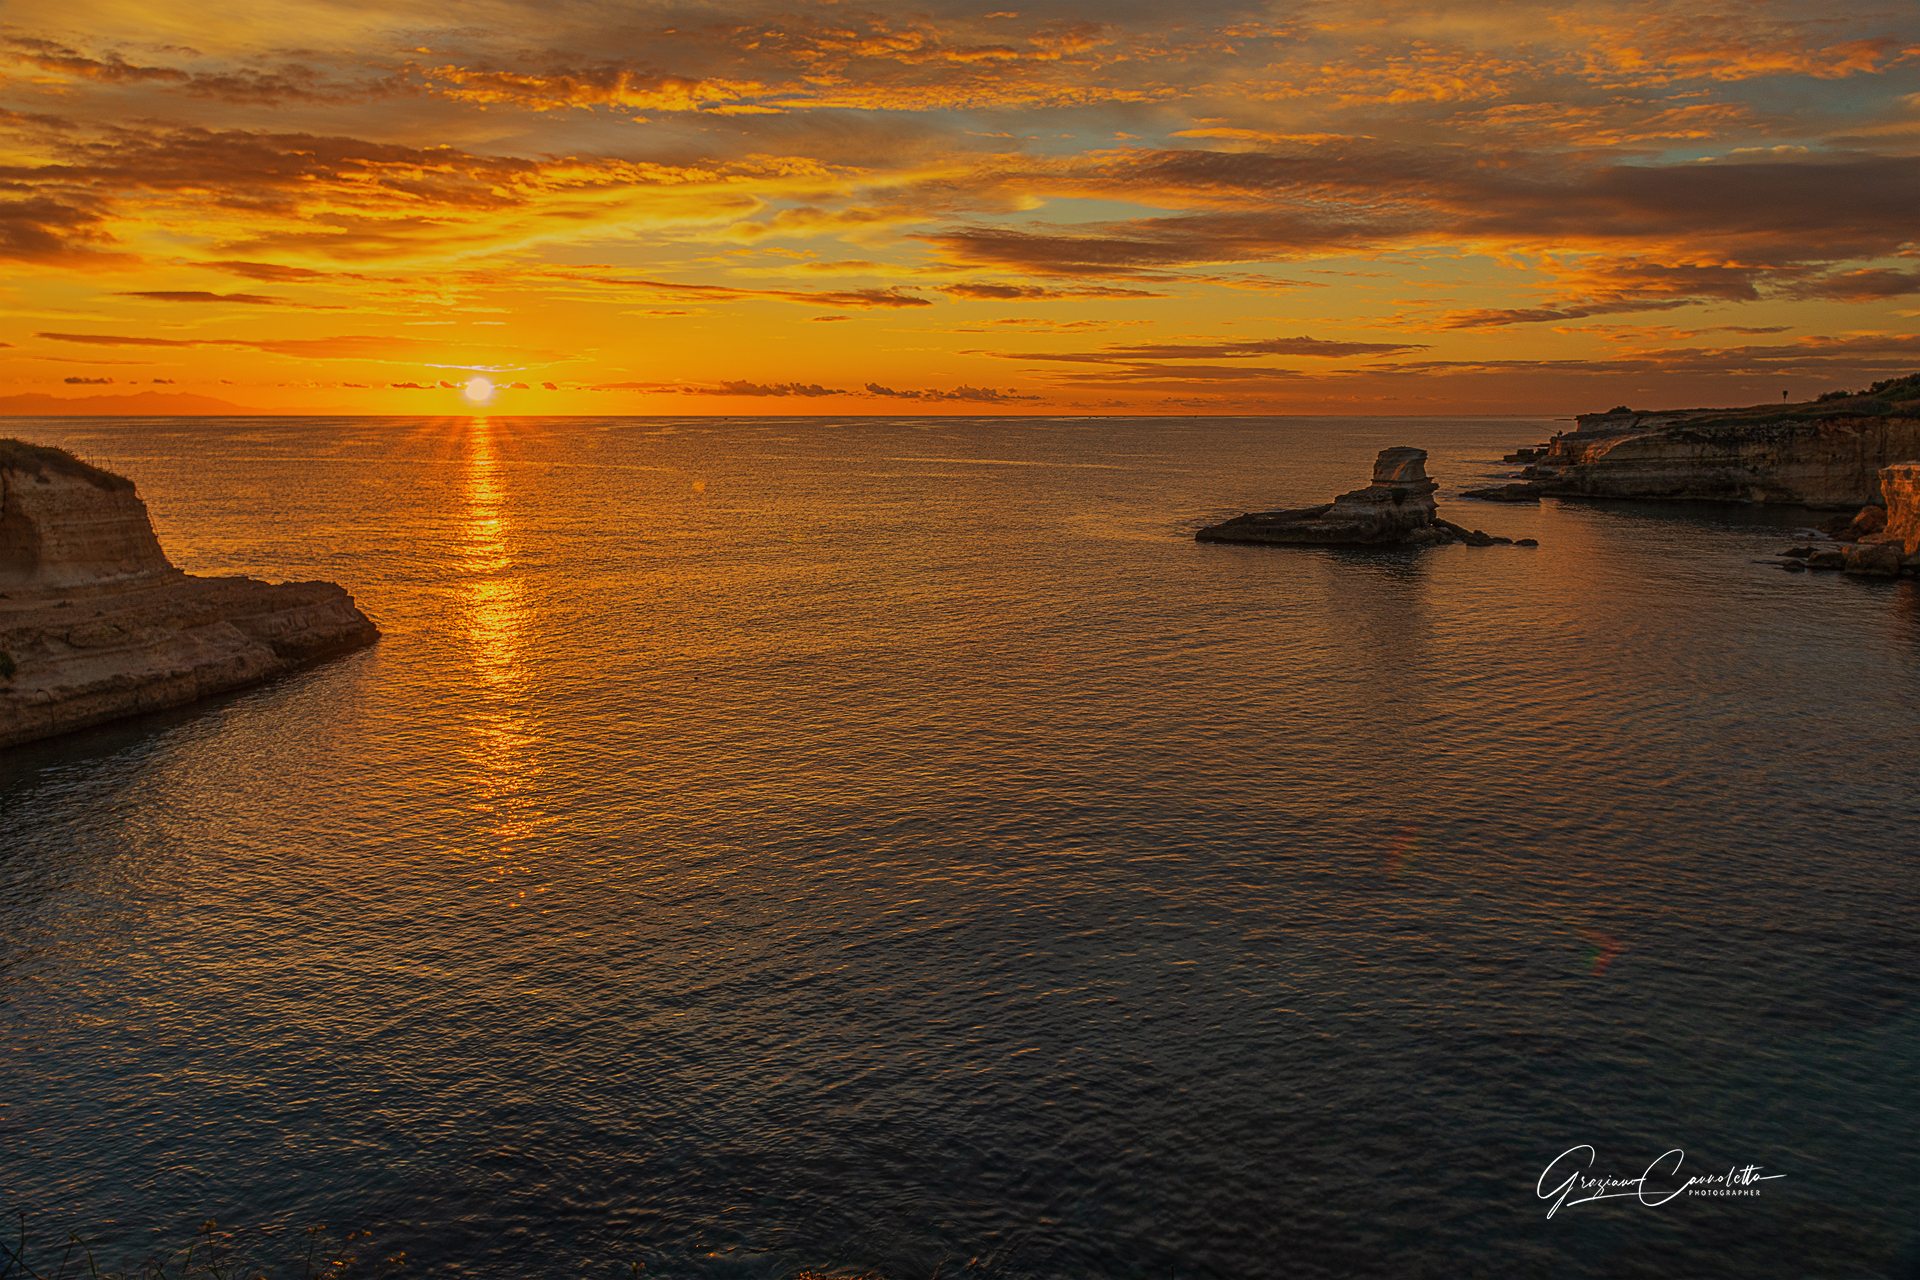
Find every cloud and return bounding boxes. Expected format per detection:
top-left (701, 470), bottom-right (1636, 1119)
top-left (425, 63), bottom-right (769, 114)
top-left (2, 37), bottom-right (360, 105)
top-left (918, 149), bottom-right (1920, 311)
top-left (865, 382), bottom-right (1040, 400)
top-left (115, 290), bottom-right (287, 305)
top-left (63, 375), bottom-right (113, 384)
top-left (0, 119), bottom-right (807, 265)
top-left (0, 195), bottom-right (128, 265)
top-left (1786, 268), bottom-right (1920, 300)
top-left (541, 270), bottom-right (934, 308)
top-left (1438, 299), bottom-right (1704, 329)
top-left (203, 260), bottom-right (396, 283)
top-left (936, 282), bottom-right (1165, 299)
top-left (688, 380), bottom-right (842, 396)
top-left (1371, 332), bottom-right (1920, 378)
top-left (35, 330), bottom-right (554, 363)
top-left (1018, 335), bottom-right (1427, 361)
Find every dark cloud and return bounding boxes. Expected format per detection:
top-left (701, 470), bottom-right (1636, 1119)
top-left (0, 195), bottom-right (125, 264)
top-left (1019, 335), bottom-right (1427, 361)
top-left (63, 375), bottom-right (113, 384)
top-left (864, 382), bottom-right (1040, 400)
top-left (39, 331), bottom-right (197, 347)
top-left (546, 271), bottom-right (934, 308)
top-left (205, 260), bottom-right (365, 283)
top-left (1023, 362), bottom-right (1312, 385)
top-left (1374, 333), bottom-right (1920, 377)
top-left (684, 380), bottom-right (842, 396)
top-left (116, 290), bottom-right (286, 304)
top-left (937, 282), bottom-right (1165, 299)
top-left (1786, 268), bottom-right (1920, 300)
top-left (1440, 299), bottom-right (1703, 328)
top-left (921, 150), bottom-right (1920, 321)
top-left (3, 37), bottom-right (370, 105)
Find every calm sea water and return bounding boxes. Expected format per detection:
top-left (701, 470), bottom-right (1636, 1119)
top-left (2, 415), bottom-right (1916, 1280)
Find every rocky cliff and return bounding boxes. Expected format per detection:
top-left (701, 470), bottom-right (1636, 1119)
top-left (0, 440), bottom-right (379, 749)
top-left (1511, 374), bottom-right (1920, 509)
top-left (1197, 447), bottom-right (1532, 548)
top-left (1878, 463), bottom-right (1920, 555)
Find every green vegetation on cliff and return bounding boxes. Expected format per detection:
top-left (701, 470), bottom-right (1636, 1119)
top-left (1666, 373), bottom-right (1920, 431)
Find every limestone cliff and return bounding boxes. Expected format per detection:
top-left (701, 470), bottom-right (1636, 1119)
top-left (0, 441), bottom-right (179, 591)
top-left (0, 440), bottom-right (379, 750)
top-left (1876, 462), bottom-right (1920, 556)
top-left (1513, 374), bottom-right (1920, 509)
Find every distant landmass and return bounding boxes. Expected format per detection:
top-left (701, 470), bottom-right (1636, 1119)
top-left (0, 391), bottom-right (262, 415)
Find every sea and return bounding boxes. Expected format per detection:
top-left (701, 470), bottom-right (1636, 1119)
top-left (2, 414), bottom-right (1916, 1280)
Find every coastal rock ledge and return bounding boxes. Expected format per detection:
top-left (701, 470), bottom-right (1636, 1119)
top-left (1, 440), bottom-right (379, 750)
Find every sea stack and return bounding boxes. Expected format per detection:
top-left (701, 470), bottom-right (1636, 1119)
top-left (1197, 447), bottom-right (1445, 546)
top-left (1197, 447), bottom-right (1521, 548)
top-left (0, 439), bottom-right (380, 749)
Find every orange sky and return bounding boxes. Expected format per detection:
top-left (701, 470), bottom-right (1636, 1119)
top-left (4, 0), bottom-right (1919, 415)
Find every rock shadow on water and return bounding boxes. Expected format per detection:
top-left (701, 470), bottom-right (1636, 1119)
top-left (1575, 495), bottom-right (1836, 535)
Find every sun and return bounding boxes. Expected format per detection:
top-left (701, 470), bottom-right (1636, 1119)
top-left (463, 375), bottom-right (497, 406)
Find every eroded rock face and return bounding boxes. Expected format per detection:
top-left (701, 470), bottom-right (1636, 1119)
top-left (1520, 412), bottom-right (1920, 509)
top-left (1, 465), bottom-right (175, 593)
top-left (1880, 462), bottom-right (1920, 555)
top-left (0, 441), bottom-right (379, 749)
top-left (1196, 447), bottom-right (1450, 546)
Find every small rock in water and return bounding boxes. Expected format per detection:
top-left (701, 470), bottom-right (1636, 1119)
top-left (1778, 546), bottom-right (1813, 558)
top-left (1515, 538), bottom-right (1538, 546)
top-left (1844, 542), bottom-right (1903, 577)
top-left (1807, 550), bottom-right (1847, 569)
top-left (1780, 559), bottom-right (1807, 572)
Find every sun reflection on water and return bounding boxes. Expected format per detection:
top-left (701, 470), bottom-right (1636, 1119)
top-left (459, 416), bottom-right (541, 862)
top-left (463, 417), bottom-right (523, 694)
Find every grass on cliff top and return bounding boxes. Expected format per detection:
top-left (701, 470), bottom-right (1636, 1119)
top-left (0, 438), bottom-right (134, 492)
top-left (1593, 372), bottom-right (1920, 430)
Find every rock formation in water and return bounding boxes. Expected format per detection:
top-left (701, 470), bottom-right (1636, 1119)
top-left (1196, 447), bottom-right (1531, 548)
top-left (1769, 462), bottom-right (1920, 578)
top-left (0, 440), bottom-right (379, 749)
top-left (1498, 373), bottom-right (1920, 510)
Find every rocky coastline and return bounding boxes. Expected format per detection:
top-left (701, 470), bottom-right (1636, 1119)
top-left (1196, 447), bottom-right (1535, 549)
top-left (1491, 373), bottom-right (1920, 510)
top-left (1475, 373), bottom-right (1920, 580)
top-left (1, 440), bottom-right (380, 750)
